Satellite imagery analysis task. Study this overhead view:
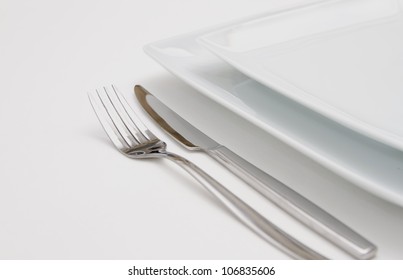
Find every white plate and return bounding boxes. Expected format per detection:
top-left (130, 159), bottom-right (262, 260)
top-left (143, 22), bottom-right (403, 207)
top-left (199, 0), bottom-right (403, 151)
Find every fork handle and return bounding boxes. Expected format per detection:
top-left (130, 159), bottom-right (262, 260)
top-left (164, 152), bottom-right (326, 259)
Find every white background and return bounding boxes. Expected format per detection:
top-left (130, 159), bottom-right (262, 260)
top-left (0, 0), bottom-right (402, 260)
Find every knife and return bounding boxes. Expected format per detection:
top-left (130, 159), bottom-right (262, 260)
top-left (134, 85), bottom-right (376, 259)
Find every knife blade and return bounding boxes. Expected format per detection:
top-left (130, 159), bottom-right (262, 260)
top-left (134, 84), bottom-right (376, 259)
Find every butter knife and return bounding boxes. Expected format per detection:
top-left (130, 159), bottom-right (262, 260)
top-left (134, 85), bottom-right (376, 259)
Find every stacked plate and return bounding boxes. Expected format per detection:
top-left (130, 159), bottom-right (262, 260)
top-left (144, 0), bottom-right (403, 206)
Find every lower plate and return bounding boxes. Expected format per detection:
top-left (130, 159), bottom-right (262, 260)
top-left (144, 27), bottom-right (403, 207)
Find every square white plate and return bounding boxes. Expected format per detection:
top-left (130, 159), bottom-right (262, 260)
top-left (143, 13), bottom-right (403, 207)
top-left (199, 0), bottom-right (403, 151)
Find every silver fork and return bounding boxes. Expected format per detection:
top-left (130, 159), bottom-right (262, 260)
top-left (88, 85), bottom-right (326, 259)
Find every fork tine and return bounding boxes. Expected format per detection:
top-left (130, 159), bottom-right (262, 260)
top-left (110, 85), bottom-right (159, 142)
top-left (96, 87), bottom-right (141, 148)
top-left (105, 85), bottom-right (148, 144)
top-left (88, 90), bottom-right (131, 151)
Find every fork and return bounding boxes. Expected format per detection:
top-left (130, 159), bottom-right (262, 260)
top-left (88, 85), bottom-right (326, 259)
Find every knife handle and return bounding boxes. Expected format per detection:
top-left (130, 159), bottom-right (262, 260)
top-left (207, 146), bottom-right (377, 259)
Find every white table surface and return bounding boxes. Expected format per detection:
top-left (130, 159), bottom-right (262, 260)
top-left (1, 0), bottom-right (402, 260)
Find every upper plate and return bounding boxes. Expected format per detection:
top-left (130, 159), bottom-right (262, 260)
top-left (199, 0), bottom-right (403, 151)
top-left (143, 17), bottom-right (403, 206)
